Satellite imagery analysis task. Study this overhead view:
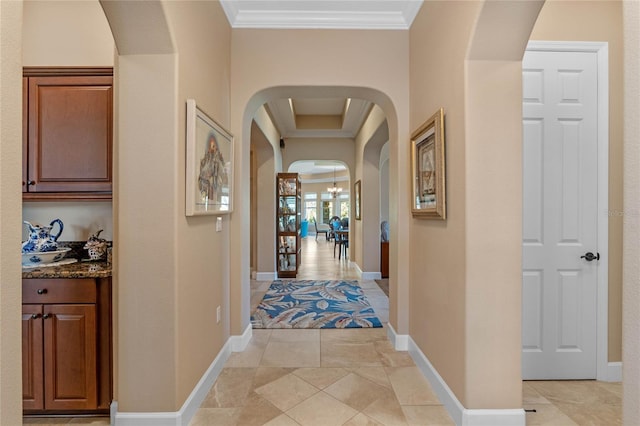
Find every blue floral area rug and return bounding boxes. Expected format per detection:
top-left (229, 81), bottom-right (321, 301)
top-left (251, 280), bottom-right (383, 329)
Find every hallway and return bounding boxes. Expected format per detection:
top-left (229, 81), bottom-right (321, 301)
top-left (22, 237), bottom-right (621, 425)
top-left (193, 235), bottom-right (450, 424)
top-left (192, 236), bottom-right (623, 425)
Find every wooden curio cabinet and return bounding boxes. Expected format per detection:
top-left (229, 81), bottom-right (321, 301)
top-left (276, 173), bottom-right (301, 278)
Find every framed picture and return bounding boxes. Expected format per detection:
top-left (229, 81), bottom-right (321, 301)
top-left (411, 108), bottom-right (446, 219)
top-left (354, 180), bottom-right (362, 220)
top-left (185, 99), bottom-right (234, 216)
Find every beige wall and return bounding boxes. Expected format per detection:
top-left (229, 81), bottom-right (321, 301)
top-left (22, 202), bottom-right (113, 241)
top-left (530, 0), bottom-right (623, 363)
top-left (357, 107), bottom-right (389, 273)
top-left (230, 29), bottom-right (411, 336)
top-left (409, 0), bottom-right (542, 409)
top-left (165, 0), bottom-right (232, 406)
top-left (252, 121), bottom-right (278, 274)
top-left (623, 2), bottom-right (640, 420)
top-left (106, 0), bottom-right (232, 412)
top-left (0, 1), bottom-right (24, 424)
top-left (380, 143), bottom-right (390, 224)
top-left (22, 0), bottom-right (113, 66)
top-left (282, 138), bottom-right (356, 175)
top-left (116, 52), bottom-right (179, 411)
top-left (22, 0), bottom-right (115, 242)
top-left (252, 105), bottom-right (282, 275)
top-left (409, 0), bottom-right (479, 404)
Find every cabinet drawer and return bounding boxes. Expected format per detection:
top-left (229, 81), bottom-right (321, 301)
top-left (23, 279), bottom-right (96, 304)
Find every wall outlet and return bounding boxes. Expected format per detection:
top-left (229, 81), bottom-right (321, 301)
top-left (216, 306), bottom-right (221, 324)
top-left (216, 217), bottom-right (222, 232)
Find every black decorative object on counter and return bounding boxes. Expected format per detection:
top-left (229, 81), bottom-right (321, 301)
top-left (57, 240), bottom-right (113, 262)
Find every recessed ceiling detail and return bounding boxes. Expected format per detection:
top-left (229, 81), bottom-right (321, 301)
top-left (266, 97), bottom-right (372, 138)
top-left (289, 160), bottom-right (349, 182)
top-left (220, 0), bottom-right (424, 30)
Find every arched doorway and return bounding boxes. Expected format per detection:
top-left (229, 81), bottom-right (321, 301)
top-left (239, 87), bottom-right (403, 332)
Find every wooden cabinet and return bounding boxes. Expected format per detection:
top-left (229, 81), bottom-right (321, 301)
top-left (380, 241), bottom-right (389, 278)
top-left (22, 278), bottom-right (111, 414)
top-left (23, 68), bottom-right (113, 200)
top-left (22, 305), bottom-right (44, 410)
top-left (276, 173), bottom-right (301, 278)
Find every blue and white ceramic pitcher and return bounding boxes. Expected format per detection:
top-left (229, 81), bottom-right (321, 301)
top-left (21, 219), bottom-right (64, 253)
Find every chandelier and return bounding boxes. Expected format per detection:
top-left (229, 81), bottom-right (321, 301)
top-left (327, 168), bottom-right (343, 198)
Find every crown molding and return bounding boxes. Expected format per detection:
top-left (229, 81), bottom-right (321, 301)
top-left (220, 1), bottom-right (423, 30)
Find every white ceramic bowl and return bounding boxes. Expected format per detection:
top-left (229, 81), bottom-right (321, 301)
top-left (22, 247), bottom-right (71, 266)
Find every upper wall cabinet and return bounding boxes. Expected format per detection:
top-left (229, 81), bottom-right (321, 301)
top-left (23, 68), bottom-right (113, 200)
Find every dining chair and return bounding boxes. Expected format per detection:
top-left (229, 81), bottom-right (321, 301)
top-left (328, 216), bottom-right (341, 241)
top-left (314, 221), bottom-right (330, 240)
top-left (335, 231), bottom-right (349, 259)
top-left (332, 221), bottom-right (342, 256)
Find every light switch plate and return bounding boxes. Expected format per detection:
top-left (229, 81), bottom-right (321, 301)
top-left (216, 306), bottom-right (221, 323)
top-left (216, 217), bottom-right (222, 232)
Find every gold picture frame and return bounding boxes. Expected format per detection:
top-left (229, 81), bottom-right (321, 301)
top-left (411, 108), bottom-right (446, 219)
top-left (354, 180), bottom-right (362, 220)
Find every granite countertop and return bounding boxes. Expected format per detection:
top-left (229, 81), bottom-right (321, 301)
top-left (22, 241), bottom-right (112, 279)
top-left (22, 260), bottom-right (111, 279)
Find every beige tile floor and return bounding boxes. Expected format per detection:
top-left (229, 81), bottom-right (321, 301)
top-left (24, 236), bottom-right (622, 425)
top-left (523, 380), bottom-right (622, 425)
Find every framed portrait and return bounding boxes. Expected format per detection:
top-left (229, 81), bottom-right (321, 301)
top-left (185, 99), bottom-right (234, 216)
top-left (354, 180), bottom-right (362, 220)
top-left (411, 108), bottom-right (446, 219)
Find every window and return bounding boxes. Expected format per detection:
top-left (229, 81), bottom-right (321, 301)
top-left (339, 200), bottom-right (350, 218)
top-left (322, 201), bottom-right (333, 223)
top-left (320, 192), bottom-right (333, 200)
top-left (305, 201), bottom-right (317, 222)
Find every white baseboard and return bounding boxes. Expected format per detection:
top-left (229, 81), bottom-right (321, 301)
top-left (361, 271), bottom-right (382, 280)
top-left (352, 262), bottom-right (363, 276)
top-left (386, 322), bottom-right (409, 351)
top-left (407, 336), bottom-right (525, 426)
top-left (255, 272), bottom-right (276, 281)
top-left (607, 361), bottom-right (622, 382)
top-left (461, 409), bottom-right (526, 426)
top-left (351, 263), bottom-right (381, 280)
top-left (230, 323), bottom-right (253, 352)
top-left (112, 327), bottom-right (249, 425)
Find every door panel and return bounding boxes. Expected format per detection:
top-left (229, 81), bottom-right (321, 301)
top-left (522, 50), bottom-right (599, 379)
top-left (22, 305), bottom-right (44, 410)
top-left (27, 75), bottom-right (112, 192)
top-left (44, 304), bottom-right (97, 410)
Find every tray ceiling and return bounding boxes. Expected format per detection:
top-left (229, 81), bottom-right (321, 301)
top-left (220, 0), bottom-right (423, 30)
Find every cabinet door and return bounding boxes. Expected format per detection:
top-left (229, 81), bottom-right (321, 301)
top-left (27, 75), bottom-right (112, 192)
top-left (22, 77), bottom-right (28, 193)
top-left (22, 305), bottom-right (44, 410)
top-left (44, 304), bottom-right (97, 410)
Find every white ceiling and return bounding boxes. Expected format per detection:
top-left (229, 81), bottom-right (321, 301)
top-left (220, 0), bottom-right (423, 30)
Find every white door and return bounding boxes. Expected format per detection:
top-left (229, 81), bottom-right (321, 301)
top-left (522, 49), bottom-right (600, 379)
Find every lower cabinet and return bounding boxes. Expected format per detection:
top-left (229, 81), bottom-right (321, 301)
top-left (22, 278), bottom-right (111, 414)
